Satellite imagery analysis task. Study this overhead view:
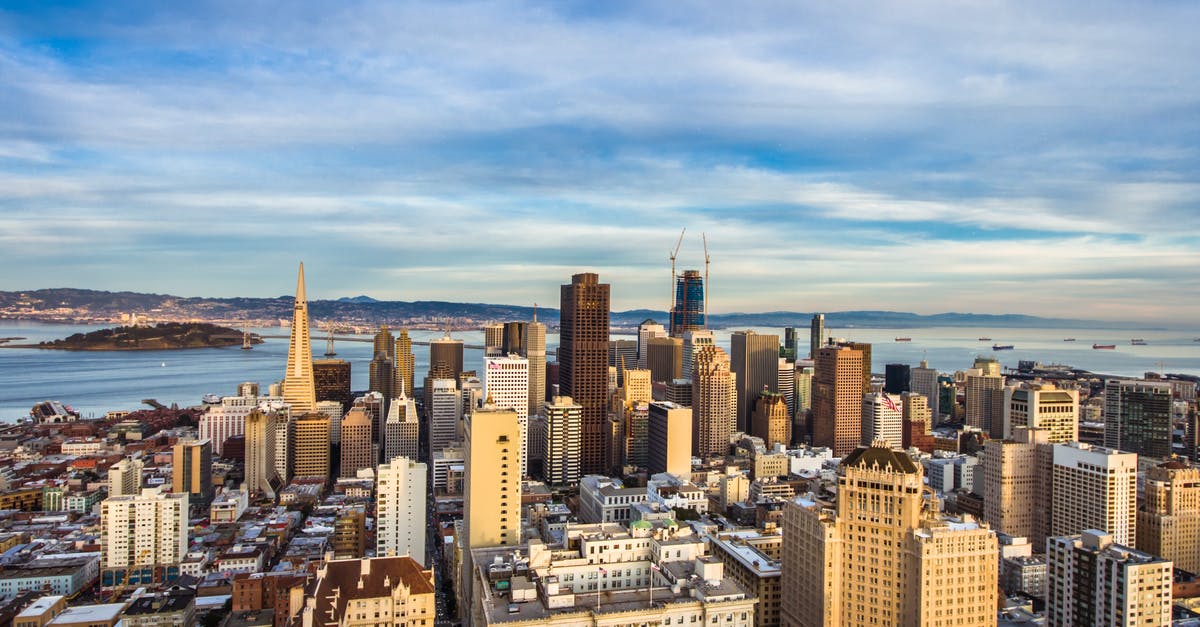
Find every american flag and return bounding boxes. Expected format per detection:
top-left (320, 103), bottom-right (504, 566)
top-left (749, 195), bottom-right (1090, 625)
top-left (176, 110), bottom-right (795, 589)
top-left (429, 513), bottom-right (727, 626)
top-left (880, 394), bottom-right (900, 413)
top-left (598, 566), bottom-right (607, 574)
top-left (650, 564), bottom-right (661, 572)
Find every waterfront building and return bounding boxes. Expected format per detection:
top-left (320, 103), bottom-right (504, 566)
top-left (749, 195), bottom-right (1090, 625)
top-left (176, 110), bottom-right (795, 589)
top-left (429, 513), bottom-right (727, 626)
top-left (281, 262), bottom-right (316, 414)
top-left (559, 272), bottom-right (611, 476)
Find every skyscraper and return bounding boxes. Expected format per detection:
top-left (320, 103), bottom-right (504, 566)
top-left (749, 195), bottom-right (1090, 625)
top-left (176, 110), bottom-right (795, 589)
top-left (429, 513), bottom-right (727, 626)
top-left (909, 360), bottom-right (940, 423)
top-left (669, 269), bottom-right (705, 337)
top-left (313, 358), bottom-right (352, 409)
top-left (109, 456), bottom-right (143, 497)
top-left (100, 486), bottom-right (189, 587)
top-left (751, 391), bottom-right (790, 449)
top-left (376, 456), bottom-right (428, 565)
top-left (692, 345), bottom-right (737, 458)
top-left (293, 413), bottom-right (331, 480)
top-left (965, 362), bottom-right (1005, 438)
top-left (462, 404), bottom-right (522, 604)
top-left (340, 407), bottom-right (374, 478)
top-left (1104, 379), bottom-right (1173, 459)
top-left (812, 345), bottom-right (866, 457)
top-left (516, 319), bottom-right (548, 416)
top-left (559, 272), bottom-right (610, 475)
top-left (1052, 442), bottom-right (1138, 545)
top-left (384, 393), bottom-right (419, 464)
top-left (244, 408), bottom-right (279, 498)
top-left (369, 345), bottom-right (394, 406)
top-left (1137, 460), bottom-right (1200, 573)
top-left (1002, 382), bottom-right (1079, 442)
top-left (482, 323), bottom-right (504, 355)
top-left (648, 401), bottom-right (692, 477)
top-left (637, 319), bottom-right (667, 369)
top-left (982, 427), bottom-right (1054, 549)
top-left (393, 329), bottom-right (415, 398)
top-left (731, 331), bottom-right (780, 431)
top-left (171, 439), bottom-right (213, 505)
top-left (781, 443), bottom-right (998, 626)
top-left (809, 313), bottom-right (824, 359)
top-left (483, 354), bottom-right (529, 476)
top-left (834, 340), bottom-right (872, 393)
top-left (543, 396), bottom-right (582, 486)
top-left (607, 339), bottom-right (637, 386)
top-left (427, 378), bottom-right (461, 453)
top-left (281, 262), bottom-right (316, 413)
top-left (884, 363), bottom-right (910, 395)
top-left (429, 334), bottom-right (464, 379)
top-left (777, 357), bottom-right (795, 419)
top-left (646, 336), bottom-right (683, 384)
top-left (1047, 531), bottom-right (1172, 627)
top-left (861, 392), bottom-right (904, 449)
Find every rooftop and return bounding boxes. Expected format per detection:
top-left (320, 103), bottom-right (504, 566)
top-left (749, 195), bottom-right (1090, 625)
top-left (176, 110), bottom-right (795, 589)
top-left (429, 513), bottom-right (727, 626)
top-left (46, 603), bottom-right (126, 625)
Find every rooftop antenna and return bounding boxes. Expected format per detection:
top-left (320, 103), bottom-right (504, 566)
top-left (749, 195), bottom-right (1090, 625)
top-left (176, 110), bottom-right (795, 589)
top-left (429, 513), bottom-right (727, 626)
top-left (670, 228), bottom-right (686, 335)
top-left (532, 303), bottom-right (538, 323)
top-left (702, 232), bottom-right (710, 330)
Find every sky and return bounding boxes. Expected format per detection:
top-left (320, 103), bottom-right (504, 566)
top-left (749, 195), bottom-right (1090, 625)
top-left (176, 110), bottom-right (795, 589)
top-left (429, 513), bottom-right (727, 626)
top-left (1, 2), bottom-right (1198, 324)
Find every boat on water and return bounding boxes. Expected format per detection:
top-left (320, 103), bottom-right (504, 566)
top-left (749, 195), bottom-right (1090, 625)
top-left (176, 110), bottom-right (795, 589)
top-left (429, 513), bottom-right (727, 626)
top-left (978, 337), bottom-right (992, 341)
top-left (1093, 344), bottom-right (1116, 350)
top-left (202, 394), bottom-right (221, 404)
top-left (1063, 338), bottom-right (1076, 342)
top-left (992, 344), bottom-right (1014, 351)
top-left (1130, 339), bottom-right (1147, 345)
top-left (894, 337), bottom-right (912, 342)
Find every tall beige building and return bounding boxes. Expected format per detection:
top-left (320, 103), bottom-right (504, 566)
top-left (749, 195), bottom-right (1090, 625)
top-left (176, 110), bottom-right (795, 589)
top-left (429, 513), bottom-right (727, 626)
top-left (1047, 531), bottom-right (1172, 627)
top-left (281, 262), bottom-right (316, 413)
top-left (648, 401), bottom-right (692, 477)
top-left (1052, 442), bottom-right (1138, 546)
top-left (982, 427), bottom-right (1054, 548)
top-left (244, 408), bottom-right (279, 497)
top-left (524, 320), bottom-right (547, 413)
top-left (692, 345), bottom-right (737, 458)
top-left (108, 456), bottom-right (143, 497)
top-left (293, 413), bottom-right (331, 479)
top-left (965, 360), bottom-right (1004, 438)
top-left (171, 439), bottom-right (212, 505)
top-left (100, 486), bottom-right (189, 587)
top-left (462, 404), bottom-right (523, 606)
top-left (384, 394), bottom-right (420, 464)
top-left (376, 457), bottom-right (428, 565)
top-left (1137, 459), bottom-right (1200, 573)
top-left (1002, 382), bottom-right (1079, 442)
top-left (812, 345), bottom-right (865, 457)
top-left (340, 407), bottom-right (374, 478)
top-left (751, 391), bottom-right (790, 450)
top-left (781, 442), bottom-right (998, 626)
top-left (393, 329), bottom-right (415, 398)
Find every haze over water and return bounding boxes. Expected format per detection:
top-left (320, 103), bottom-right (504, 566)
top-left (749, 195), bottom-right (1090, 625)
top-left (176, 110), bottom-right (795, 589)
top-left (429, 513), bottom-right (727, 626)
top-left (1, 321), bottom-right (1197, 421)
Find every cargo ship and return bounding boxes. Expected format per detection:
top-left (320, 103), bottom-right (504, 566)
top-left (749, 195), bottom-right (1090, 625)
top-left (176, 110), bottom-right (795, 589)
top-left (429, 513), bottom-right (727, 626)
top-left (992, 344), bottom-right (1014, 351)
top-left (894, 337), bottom-right (912, 342)
top-left (1130, 339), bottom-right (1147, 346)
top-left (1093, 344), bottom-right (1116, 350)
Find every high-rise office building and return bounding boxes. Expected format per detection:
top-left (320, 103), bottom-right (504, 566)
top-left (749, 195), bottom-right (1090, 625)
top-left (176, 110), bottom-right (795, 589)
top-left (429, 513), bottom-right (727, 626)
top-left (648, 401), bottom-right (692, 477)
top-left (1104, 379), bottom-right (1173, 459)
top-left (355, 391), bottom-right (386, 445)
top-left (384, 394), bottom-right (419, 464)
top-left (608, 339), bottom-right (637, 386)
top-left (646, 336), bottom-right (683, 384)
top-left (812, 345), bottom-right (866, 457)
top-left (783, 326), bottom-right (799, 360)
top-left (751, 391), bottom-right (791, 449)
top-left (731, 331), bottom-right (780, 430)
top-left (100, 486), bottom-right (189, 587)
top-left (884, 364), bottom-right (910, 395)
top-left (781, 443), bottom-right (998, 626)
top-left (777, 357), bottom-right (795, 418)
top-left (558, 272), bottom-right (610, 476)
top-left (1137, 459), bottom-right (1200, 573)
top-left (373, 325), bottom-right (395, 360)
top-left (317, 399), bottom-right (344, 445)
top-left (861, 393), bottom-right (903, 449)
top-left (108, 456), bottom-right (143, 497)
top-left (171, 439), bottom-right (213, 505)
top-left (1047, 531), bottom-right (1172, 627)
top-left (834, 340), bottom-right (872, 394)
top-left (809, 313), bottom-right (824, 359)
top-left (637, 319), bottom-right (667, 369)
top-left (281, 262), bottom-right (316, 414)
top-left (244, 409), bottom-right (279, 498)
top-left (376, 456), bottom-right (428, 565)
top-left (692, 345), bottom-right (737, 458)
top-left (393, 329), bottom-right (415, 398)
top-left (509, 319), bottom-right (548, 416)
top-left (313, 359), bottom-right (352, 409)
top-left (427, 378), bottom-right (461, 454)
top-left (429, 334), bottom-right (464, 379)
top-left (484, 354), bottom-right (530, 477)
top-left (483, 323), bottom-right (505, 356)
top-left (1003, 382), bottom-right (1079, 442)
top-left (901, 392), bottom-right (935, 452)
top-left (681, 330), bottom-right (714, 382)
top-left (462, 404), bottom-right (523, 604)
top-left (369, 352), bottom-right (394, 405)
top-left (669, 269), bottom-right (705, 337)
top-left (909, 360), bottom-right (940, 423)
top-left (1052, 442), bottom-right (1138, 545)
top-left (966, 363), bottom-right (1005, 438)
top-left (543, 396), bottom-right (583, 486)
top-left (623, 402), bottom-right (650, 469)
top-left (982, 427), bottom-right (1054, 549)
top-left (340, 407), bottom-right (375, 478)
top-left (273, 409), bottom-right (295, 484)
top-left (293, 413), bottom-right (331, 480)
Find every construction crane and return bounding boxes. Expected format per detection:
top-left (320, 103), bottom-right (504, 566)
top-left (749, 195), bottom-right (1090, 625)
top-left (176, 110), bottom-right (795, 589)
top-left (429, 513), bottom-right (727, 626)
top-left (702, 232), bottom-right (710, 329)
top-left (669, 228), bottom-right (686, 334)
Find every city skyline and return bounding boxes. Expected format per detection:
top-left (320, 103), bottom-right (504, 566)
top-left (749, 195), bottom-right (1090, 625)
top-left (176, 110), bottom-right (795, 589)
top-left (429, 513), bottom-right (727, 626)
top-left (2, 2), bottom-right (1198, 324)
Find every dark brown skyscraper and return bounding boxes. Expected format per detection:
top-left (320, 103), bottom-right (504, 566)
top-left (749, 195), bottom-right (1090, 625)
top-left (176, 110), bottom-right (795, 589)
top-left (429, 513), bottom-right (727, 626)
top-left (313, 359), bottom-right (352, 409)
top-left (559, 273), bottom-right (610, 475)
top-left (429, 334), bottom-right (464, 379)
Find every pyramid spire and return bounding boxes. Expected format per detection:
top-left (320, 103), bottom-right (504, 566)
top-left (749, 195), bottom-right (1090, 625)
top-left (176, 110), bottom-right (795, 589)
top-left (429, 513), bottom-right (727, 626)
top-left (282, 262), bottom-right (316, 413)
top-left (296, 261), bottom-right (306, 304)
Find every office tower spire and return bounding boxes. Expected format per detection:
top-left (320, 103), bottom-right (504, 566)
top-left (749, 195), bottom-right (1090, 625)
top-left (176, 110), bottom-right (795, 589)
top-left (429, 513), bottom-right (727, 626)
top-left (282, 262), bottom-right (316, 413)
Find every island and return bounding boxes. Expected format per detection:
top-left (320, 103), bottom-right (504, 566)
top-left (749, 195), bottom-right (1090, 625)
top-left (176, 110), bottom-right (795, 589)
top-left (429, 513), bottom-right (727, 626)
top-left (34, 322), bottom-right (262, 351)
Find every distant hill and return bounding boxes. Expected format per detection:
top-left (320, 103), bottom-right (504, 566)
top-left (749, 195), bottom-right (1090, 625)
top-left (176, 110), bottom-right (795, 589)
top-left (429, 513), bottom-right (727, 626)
top-left (0, 288), bottom-right (1151, 329)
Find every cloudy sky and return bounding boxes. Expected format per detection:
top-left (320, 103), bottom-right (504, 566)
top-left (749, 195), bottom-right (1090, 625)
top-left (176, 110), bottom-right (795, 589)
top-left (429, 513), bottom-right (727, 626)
top-left (1, 2), bottom-right (1198, 323)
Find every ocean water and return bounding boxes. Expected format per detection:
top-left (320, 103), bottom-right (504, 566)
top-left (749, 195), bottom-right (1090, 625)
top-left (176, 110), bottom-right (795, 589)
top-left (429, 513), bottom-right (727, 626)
top-left (0, 321), bottom-right (1197, 421)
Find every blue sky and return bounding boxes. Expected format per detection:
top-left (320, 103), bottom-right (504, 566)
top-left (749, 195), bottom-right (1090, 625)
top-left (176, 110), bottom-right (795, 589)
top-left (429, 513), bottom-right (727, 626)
top-left (1, 1), bottom-right (1198, 323)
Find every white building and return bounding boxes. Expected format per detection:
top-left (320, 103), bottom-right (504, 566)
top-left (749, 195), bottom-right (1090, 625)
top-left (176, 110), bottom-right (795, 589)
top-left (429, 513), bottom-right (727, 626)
top-left (579, 475), bottom-right (648, 524)
top-left (1003, 382), bottom-right (1079, 443)
top-left (108, 456), bottom-right (143, 497)
top-left (1047, 530), bottom-right (1172, 627)
top-left (681, 330), bottom-right (715, 381)
top-left (384, 393), bottom-right (420, 464)
top-left (637, 320), bottom-right (667, 370)
top-left (199, 392), bottom-right (285, 456)
top-left (910, 360), bottom-right (940, 422)
top-left (543, 396), bottom-right (582, 486)
top-left (1052, 443), bottom-right (1138, 545)
top-left (377, 456), bottom-right (428, 566)
top-left (861, 393), bottom-right (903, 449)
top-left (99, 486), bottom-right (188, 587)
top-left (483, 355), bottom-right (530, 476)
top-left (315, 400), bottom-right (344, 445)
top-left (428, 378), bottom-right (462, 454)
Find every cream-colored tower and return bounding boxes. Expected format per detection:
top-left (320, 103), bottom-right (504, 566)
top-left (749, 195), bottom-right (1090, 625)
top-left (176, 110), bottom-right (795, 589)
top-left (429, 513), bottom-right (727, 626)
top-left (1137, 460), bottom-right (1200, 573)
top-left (751, 391), bottom-right (791, 449)
top-left (108, 456), bottom-right (144, 497)
top-left (1052, 442), bottom-right (1138, 545)
top-left (781, 442), bottom-right (998, 627)
top-left (376, 456), bottom-right (428, 565)
top-left (100, 486), bottom-right (189, 587)
top-left (293, 413), bottom-right (331, 479)
top-left (393, 329), bottom-right (415, 399)
top-left (462, 404), bottom-right (522, 607)
top-left (692, 344), bottom-right (736, 458)
top-left (1003, 382), bottom-right (1079, 442)
top-left (340, 407), bottom-right (374, 478)
top-left (282, 262), bottom-right (316, 413)
top-left (982, 427), bottom-right (1054, 548)
top-left (244, 408), bottom-right (278, 497)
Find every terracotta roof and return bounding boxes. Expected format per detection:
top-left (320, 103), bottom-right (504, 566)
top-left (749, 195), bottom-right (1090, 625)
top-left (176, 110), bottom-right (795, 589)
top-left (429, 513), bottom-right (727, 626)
top-left (306, 556), bottom-right (434, 627)
top-left (1159, 459), bottom-right (1190, 470)
top-left (841, 443), bottom-right (919, 474)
